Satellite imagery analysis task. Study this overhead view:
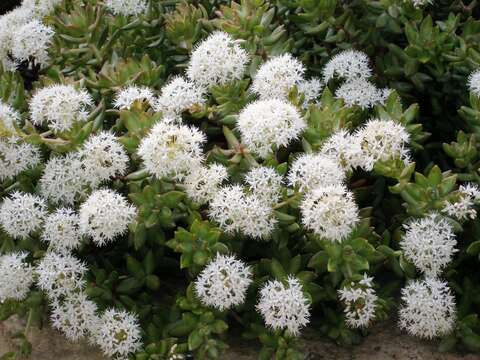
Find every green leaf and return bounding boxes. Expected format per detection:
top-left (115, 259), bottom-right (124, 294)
top-left (270, 258), bottom-right (287, 280)
top-left (143, 251), bottom-right (155, 275)
top-left (466, 241), bottom-right (480, 256)
top-left (116, 277), bottom-right (143, 294)
top-left (188, 330), bottom-right (203, 351)
top-left (145, 275), bottom-right (160, 290)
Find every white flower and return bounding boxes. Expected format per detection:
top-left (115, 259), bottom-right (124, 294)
top-left (209, 185), bottom-right (277, 239)
top-left (288, 153), bottom-right (345, 193)
top-left (35, 252), bottom-right (87, 299)
top-left (30, 84), bottom-right (93, 133)
top-left (104, 0), bottom-right (147, 16)
top-left (251, 54), bottom-right (305, 100)
top-left (138, 122), bottom-right (206, 180)
top-left (50, 292), bottom-right (99, 341)
top-left (335, 78), bottom-right (391, 109)
top-left (323, 50), bottom-right (372, 82)
top-left (195, 254), bottom-right (252, 311)
top-left (21, 0), bottom-right (63, 17)
top-left (154, 76), bottom-right (205, 116)
top-left (39, 153), bottom-right (88, 205)
top-left (209, 185), bottom-right (246, 234)
top-left (237, 99), bottom-right (305, 158)
top-left (11, 20), bottom-right (54, 65)
top-left (244, 166), bottom-right (283, 205)
top-left (468, 70), bottom-right (480, 97)
top-left (183, 163), bottom-right (228, 204)
top-left (0, 252), bottom-right (34, 302)
top-left (399, 277), bottom-right (456, 339)
top-left (442, 197), bottom-right (476, 221)
top-left (297, 77), bottom-right (323, 106)
top-left (113, 85), bottom-right (154, 110)
top-left (401, 213), bottom-right (457, 276)
top-left (442, 183), bottom-right (480, 220)
top-left (93, 309), bottom-right (142, 359)
top-left (459, 183), bottom-right (480, 201)
top-left (0, 102), bottom-right (20, 132)
top-left (78, 132), bottom-right (129, 187)
top-left (241, 194), bottom-right (277, 239)
top-left (320, 129), bottom-right (363, 171)
top-left (41, 208), bottom-right (83, 254)
top-left (408, 0), bottom-right (433, 8)
top-left (0, 191), bottom-right (47, 239)
top-left (187, 31), bottom-right (249, 88)
top-left (0, 136), bottom-right (41, 181)
top-left (79, 189), bottom-right (136, 246)
top-left (300, 185), bottom-right (359, 242)
top-left (256, 276), bottom-right (310, 336)
top-left (355, 118), bottom-right (410, 171)
top-left (0, 6), bottom-right (34, 70)
top-left (338, 274), bottom-right (378, 329)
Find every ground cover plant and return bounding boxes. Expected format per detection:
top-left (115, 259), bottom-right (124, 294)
top-left (1, 0), bottom-right (480, 359)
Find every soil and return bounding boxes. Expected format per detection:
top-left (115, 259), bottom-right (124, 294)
top-left (0, 317), bottom-right (477, 360)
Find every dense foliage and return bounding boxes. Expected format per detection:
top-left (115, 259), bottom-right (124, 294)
top-left (1, 0), bottom-right (480, 359)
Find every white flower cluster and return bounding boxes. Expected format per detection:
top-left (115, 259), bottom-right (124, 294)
top-left (0, 136), bottom-right (41, 181)
top-left (183, 163), bottom-right (228, 204)
top-left (78, 131), bottom-right (130, 187)
top-left (338, 274), bottom-right (378, 328)
top-left (209, 184), bottom-right (278, 240)
top-left (252, 54), bottom-right (305, 100)
top-left (0, 3), bottom-right (55, 70)
top-left (244, 166), bottom-right (283, 205)
top-left (105, 0), bottom-right (147, 16)
top-left (0, 7), bottom-right (30, 69)
top-left (335, 78), bottom-right (391, 109)
top-left (251, 53), bottom-right (322, 106)
top-left (39, 153), bottom-right (88, 205)
top-left (256, 276), bottom-right (310, 336)
top-left (408, 0), bottom-right (433, 8)
top-left (11, 19), bottom-right (54, 65)
top-left (355, 118), bottom-right (411, 170)
top-left (34, 249), bottom-right (142, 356)
top-left (323, 50), bottom-right (372, 82)
top-left (35, 252), bottom-right (87, 299)
top-left (114, 85), bottom-right (155, 110)
top-left (50, 292), bottom-right (99, 341)
top-left (237, 99), bottom-right (305, 158)
top-left (187, 32), bottom-right (249, 88)
top-left (288, 153), bottom-right (345, 193)
top-left (297, 77), bottom-right (323, 105)
top-left (0, 252), bottom-right (34, 303)
top-left (399, 277), bottom-right (456, 339)
top-left (443, 182), bottom-right (480, 220)
top-left (40, 133), bottom-right (128, 204)
top-left (401, 213), bottom-right (457, 276)
top-left (93, 308), bottom-right (143, 358)
top-left (41, 208), bottom-right (83, 253)
top-left (195, 254), bottom-right (252, 311)
top-left (468, 70), bottom-right (480, 98)
top-left (323, 49), bottom-right (391, 109)
top-left (0, 191), bottom-right (47, 239)
top-left (79, 189), bottom-right (137, 246)
top-left (318, 118), bottom-right (411, 174)
top-left (0, 101), bottom-right (20, 132)
top-left (154, 77), bottom-right (205, 116)
top-left (319, 129), bottom-right (363, 171)
top-left (21, 0), bottom-right (63, 17)
top-left (30, 84), bottom-right (93, 133)
top-left (300, 185), bottom-right (359, 242)
top-left (139, 121), bottom-right (206, 180)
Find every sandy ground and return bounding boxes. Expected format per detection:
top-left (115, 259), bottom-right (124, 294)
top-left (0, 316), bottom-right (477, 360)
